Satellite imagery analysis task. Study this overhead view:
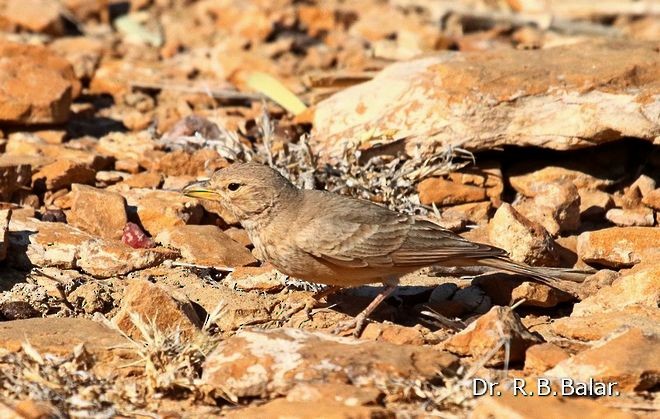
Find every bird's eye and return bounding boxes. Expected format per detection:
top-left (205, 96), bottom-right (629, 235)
top-left (227, 183), bottom-right (241, 191)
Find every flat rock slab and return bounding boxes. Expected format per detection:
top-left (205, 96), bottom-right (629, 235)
top-left (0, 40), bottom-right (78, 124)
top-left (472, 391), bottom-right (636, 419)
top-left (201, 328), bottom-right (459, 399)
top-left (7, 217), bottom-right (176, 277)
top-left (546, 328), bottom-right (659, 392)
top-left (311, 41), bottom-right (659, 162)
top-left (0, 318), bottom-right (135, 377)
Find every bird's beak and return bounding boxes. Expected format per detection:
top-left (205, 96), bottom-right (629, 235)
top-left (182, 180), bottom-right (222, 201)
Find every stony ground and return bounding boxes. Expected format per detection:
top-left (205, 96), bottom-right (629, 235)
top-left (0, 0), bottom-right (659, 417)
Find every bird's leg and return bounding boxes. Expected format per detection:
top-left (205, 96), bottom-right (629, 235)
top-left (281, 285), bottom-right (342, 321)
top-left (333, 284), bottom-right (398, 337)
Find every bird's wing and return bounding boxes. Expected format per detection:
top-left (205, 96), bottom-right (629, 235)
top-left (390, 219), bottom-right (507, 266)
top-left (293, 191), bottom-right (411, 268)
top-left (294, 192), bottom-right (506, 269)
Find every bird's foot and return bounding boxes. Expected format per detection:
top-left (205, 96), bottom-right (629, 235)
top-left (332, 313), bottom-right (369, 338)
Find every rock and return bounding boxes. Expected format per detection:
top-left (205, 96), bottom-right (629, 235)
top-left (2, 400), bottom-right (61, 419)
top-left (76, 239), bottom-right (175, 278)
top-left (68, 184), bottom-right (128, 240)
top-left (68, 281), bottom-right (113, 315)
top-left (577, 227), bottom-right (660, 268)
top-left (286, 382), bottom-right (382, 406)
top-left (155, 225), bottom-right (257, 268)
top-left (95, 170), bottom-right (129, 185)
top-left (122, 171), bottom-right (163, 189)
top-left (0, 41), bottom-right (78, 124)
top-left (441, 201), bottom-right (491, 226)
top-left (629, 174), bottom-right (656, 197)
top-left (476, 276), bottom-right (573, 308)
top-left (223, 227), bottom-right (252, 247)
top-left (546, 328), bottom-right (659, 392)
top-left (0, 318), bottom-right (134, 376)
top-left (48, 36), bottom-right (104, 81)
top-left (605, 207), bottom-right (655, 227)
top-left (121, 189), bottom-right (204, 236)
top-left (0, 208), bottom-right (10, 261)
top-left (524, 343), bottom-right (569, 373)
top-left (443, 306), bottom-right (541, 366)
top-left (121, 222), bottom-right (155, 249)
top-left (571, 265), bottom-right (660, 317)
top-left (448, 163), bottom-right (504, 206)
top-left (360, 323), bottom-right (428, 346)
top-left (510, 166), bottom-right (614, 196)
top-left (7, 217), bottom-right (174, 277)
top-left (112, 279), bottom-right (201, 340)
top-left (642, 188), bottom-right (660, 210)
top-left (0, 162), bottom-right (31, 201)
top-left (32, 160), bottom-right (95, 191)
top-left (417, 177), bottom-right (486, 206)
top-left (226, 266), bottom-right (284, 292)
top-left (0, 0), bottom-right (63, 34)
top-left (152, 268), bottom-right (275, 332)
top-left (514, 181), bottom-right (580, 235)
top-left (488, 204), bottom-right (560, 266)
top-left (201, 328), bottom-right (459, 399)
top-left (472, 392), bottom-right (636, 419)
top-left (96, 131), bottom-right (159, 163)
top-left (553, 306), bottom-right (660, 342)
top-left (311, 41), bottom-right (660, 163)
top-left (151, 149), bottom-right (228, 177)
top-left (225, 399), bottom-right (393, 419)
top-left (578, 189), bottom-right (613, 219)
top-left (0, 301), bottom-right (41, 320)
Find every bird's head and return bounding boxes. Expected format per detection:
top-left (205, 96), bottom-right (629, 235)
top-left (183, 162), bottom-right (298, 222)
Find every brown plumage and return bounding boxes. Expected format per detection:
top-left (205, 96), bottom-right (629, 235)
top-left (183, 162), bottom-right (583, 335)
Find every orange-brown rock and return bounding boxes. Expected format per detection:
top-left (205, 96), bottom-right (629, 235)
top-left (0, 162), bottom-right (31, 201)
top-left (0, 318), bottom-right (135, 377)
top-left (577, 227), bottom-right (660, 268)
top-left (472, 391), bottom-right (636, 419)
top-left (513, 181), bottom-right (581, 235)
top-left (546, 328), bottom-right (659, 392)
top-left (202, 328), bottom-right (459, 399)
top-left (524, 343), bottom-right (569, 373)
top-left (510, 166), bottom-right (614, 196)
top-left (225, 398), bottom-right (393, 419)
top-left (571, 265), bottom-right (660, 316)
top-left (0, 0), bottom-right (63, 34)
top-left (578, 189), bottom-right (613, 219)
top-left (68, 184), bottom-right (128, 240)
top-left (606, 207), bottom-right (655, 227)
top-left (226, 265), bottom-right (284, 292)
top-left (155, 225), bottom-right (257, 268)
top-left (7, 217), bottom-right (175, 277)
top-left (488, 204), bottom-right (560, 266)
top-left (112, 279), bottom-right (202, 340)
top-left (441, 201), bottom-right (492, 226)
top-left (49, 36), bottom-right (105, 80)
top-left (553, 306), bottom-right (660, 341)
top-left (32, 160), bottom-right (95, 191)
top-left (0, 208), bottom-right (10, 261)
top-left (418, 177), bottom-right (487, 206)
top-left (312, 41), bottom-right (660, 162)
top-left (443, 306), bottom-right (541, 366)
top-left (0, 41), bottom-right (78, 123)
top-left (642, 188), bottom-right (660, 210)
top-left (122, 171), bottom-right (163, 189)
top-left (120, 189), bottom-right (203, 236)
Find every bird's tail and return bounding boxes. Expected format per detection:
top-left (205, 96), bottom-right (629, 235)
top-left (477, 257), bottom-right (593, 297)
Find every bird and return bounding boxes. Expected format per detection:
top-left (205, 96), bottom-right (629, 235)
top-left (183, 162), bottom-right (585, 336)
